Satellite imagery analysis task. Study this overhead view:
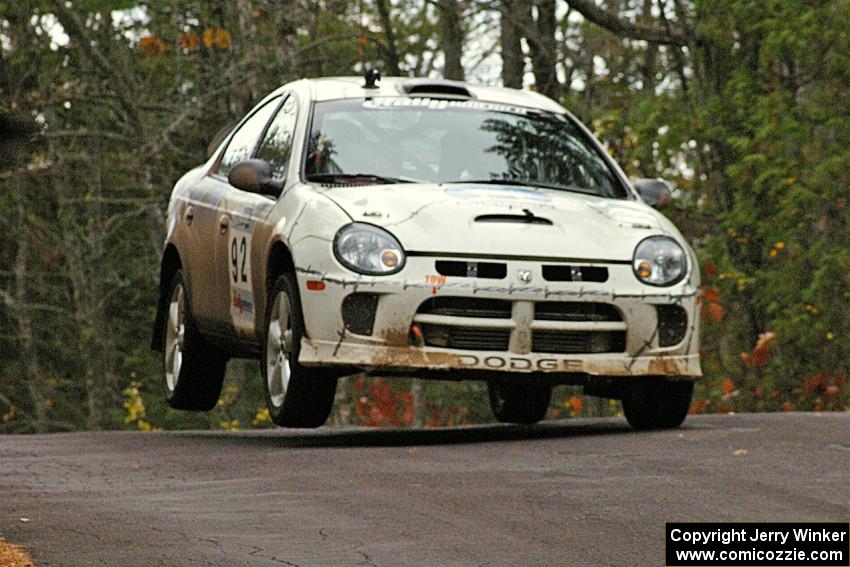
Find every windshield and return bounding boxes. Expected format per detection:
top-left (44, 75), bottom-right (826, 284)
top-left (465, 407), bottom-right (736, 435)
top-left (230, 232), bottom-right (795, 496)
top-left (304, 98), bottom-right (627, 198)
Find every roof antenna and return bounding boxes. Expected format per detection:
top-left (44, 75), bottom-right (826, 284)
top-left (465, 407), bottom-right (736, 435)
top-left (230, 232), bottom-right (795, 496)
top-left (363, 68), bottom-right (381, 89)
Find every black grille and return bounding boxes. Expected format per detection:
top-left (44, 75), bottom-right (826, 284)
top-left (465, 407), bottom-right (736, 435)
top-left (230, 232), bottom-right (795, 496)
top-left (657, 305), bottom-right (688, 347)
top-left (435, 260), bottom-right (506, 279)
top-left (532, 331), bottom-right (626, 354)
top-left (534, 302), bottom-right (622, 322)
top-left (417, 297), bottom-right (512, 319)
top-left (421, 325), bottom-right (510, 351)
top-left (341, 293), bottom-right (378, 335)
top-left (542, 265), bottom-right (608, 282)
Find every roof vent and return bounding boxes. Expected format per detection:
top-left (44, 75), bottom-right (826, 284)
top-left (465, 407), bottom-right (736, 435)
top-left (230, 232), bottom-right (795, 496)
top-left (399, 79), bottom-right (473, 99)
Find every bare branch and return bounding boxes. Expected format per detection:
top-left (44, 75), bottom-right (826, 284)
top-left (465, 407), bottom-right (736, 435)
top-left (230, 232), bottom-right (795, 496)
top-left (46, 0), bottom-right (142, 131)
top-left (566, 0), bottom-right (690, 45)
top-left (44, 129), bottom-right (133, 143)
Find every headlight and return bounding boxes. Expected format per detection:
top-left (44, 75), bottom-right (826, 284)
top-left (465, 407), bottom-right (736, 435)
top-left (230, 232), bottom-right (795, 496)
top-left (633, 236), bottom-right (687, 286)
top-left (334, 223), bottom-right (405, 275)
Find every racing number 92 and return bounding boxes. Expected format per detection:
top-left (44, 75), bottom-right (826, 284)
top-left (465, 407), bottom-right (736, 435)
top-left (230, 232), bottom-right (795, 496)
top-left (231, 235), bottom-right (248, 284)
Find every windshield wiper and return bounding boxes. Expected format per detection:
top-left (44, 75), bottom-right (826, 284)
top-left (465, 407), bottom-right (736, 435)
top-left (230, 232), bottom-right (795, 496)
top-left (306, 173), bottom-right (420, 185)
top-left (444, 178), bottom-right (598, 196)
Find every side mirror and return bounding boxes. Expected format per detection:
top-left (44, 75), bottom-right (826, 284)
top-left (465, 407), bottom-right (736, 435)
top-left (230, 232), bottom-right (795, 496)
top-left (228, 159), bottom-right (282, 197)
top-left (633, 178), bottom-right (673, 208)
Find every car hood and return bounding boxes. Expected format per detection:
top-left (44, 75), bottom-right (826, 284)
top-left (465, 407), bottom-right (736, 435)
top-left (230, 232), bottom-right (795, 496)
top-left (321, 182), bottom-right (675, 261)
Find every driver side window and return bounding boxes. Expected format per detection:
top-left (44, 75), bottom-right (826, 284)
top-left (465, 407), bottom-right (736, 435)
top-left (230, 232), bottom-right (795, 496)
top-left (218, 96), bottom-right (281, 176)
top-left (255, 96), bottom-right (298, 180)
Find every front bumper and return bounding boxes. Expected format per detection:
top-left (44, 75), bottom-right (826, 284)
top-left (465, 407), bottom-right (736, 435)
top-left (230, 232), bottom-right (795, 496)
top-left (294, 249), bottom-right (702, 379)
top-left (300, 339), bottom-right (701, 377)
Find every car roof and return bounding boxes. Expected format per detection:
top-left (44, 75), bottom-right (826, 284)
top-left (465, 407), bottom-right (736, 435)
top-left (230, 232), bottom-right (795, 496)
top-left (275, 76), bottom-right (566, 114)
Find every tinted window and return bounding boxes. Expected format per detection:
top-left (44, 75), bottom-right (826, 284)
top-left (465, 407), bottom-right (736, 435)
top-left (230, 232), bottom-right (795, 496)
top-left (218, 97), bottom-right (280, 176)
top-left (305, 98), bottom-right (626, 198)
top-left (255, 96), bottom-right (297, 180)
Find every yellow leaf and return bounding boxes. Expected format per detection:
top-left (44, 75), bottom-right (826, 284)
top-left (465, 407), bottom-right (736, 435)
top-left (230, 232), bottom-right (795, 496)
top-left (214, 29), bottom-right (232, 49)
top-left (203, 28), bottom-right (215, 48)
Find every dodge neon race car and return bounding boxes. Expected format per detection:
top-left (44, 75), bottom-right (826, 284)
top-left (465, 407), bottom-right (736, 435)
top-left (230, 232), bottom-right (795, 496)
top-left (151, 73), bottom-right (701, 429)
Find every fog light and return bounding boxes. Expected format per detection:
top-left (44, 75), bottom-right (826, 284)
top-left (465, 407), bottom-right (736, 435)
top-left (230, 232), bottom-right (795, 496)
top-left (341, 293), bottom-right (378, 335)
top-left (657, 304), bottom-right (688, 347)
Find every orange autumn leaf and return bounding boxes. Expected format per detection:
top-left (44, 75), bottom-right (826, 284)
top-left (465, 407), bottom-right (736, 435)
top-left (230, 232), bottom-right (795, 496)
top-left (179, 32), bottom-right (201, 52)
top-left (689, 399), bottom-right (710, 414)
top-left (722, 378), bottom-right (734, 396)
top-left (752, 331), bottom-right (777, 364)
top-left (213, 29), bottom-right (231, 49)
top-left (202, 28), bottom-right (215, 48)
top-left (703, 287), bottom-right (719, 302)
top-left (741, 331), bottom-right (777, 367)
top-left (139, 35), bottom-right (166, 55)
top-left (203, 28), bottom-right (231, 50)
top-left (707, 301), bottom-right (725, 321)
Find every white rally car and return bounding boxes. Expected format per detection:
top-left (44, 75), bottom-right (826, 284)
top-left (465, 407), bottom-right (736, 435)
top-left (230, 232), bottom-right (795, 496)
top-left (151, 73), bottom-right (701, 429)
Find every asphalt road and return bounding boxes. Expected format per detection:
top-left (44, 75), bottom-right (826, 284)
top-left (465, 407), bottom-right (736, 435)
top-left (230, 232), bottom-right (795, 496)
top-left (1, 413), bottom-right (848, 567)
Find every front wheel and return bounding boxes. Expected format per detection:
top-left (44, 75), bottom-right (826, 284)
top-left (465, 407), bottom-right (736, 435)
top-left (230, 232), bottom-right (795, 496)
top-left (622, 378), bottom-right (693, 430)
top-left (488, 380), bottom-right (552, 424)
top-left (262, 273), bottom-right (337, 428)
top-left (162, 270), bottom-right (227, 411)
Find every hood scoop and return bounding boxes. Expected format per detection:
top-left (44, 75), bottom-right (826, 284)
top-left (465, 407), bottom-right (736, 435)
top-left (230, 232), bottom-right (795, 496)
top-left (475, 211), bottom-right (553, 226)
top-left (400, 79), bottom-right (473, 99)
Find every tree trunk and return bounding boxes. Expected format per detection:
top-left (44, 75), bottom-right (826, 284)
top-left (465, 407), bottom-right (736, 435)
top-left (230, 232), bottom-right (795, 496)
top-left (237, 0), bottom-right (261, 102)
top-left (438, 0), bottom-right (464, 80)
top-left (500, 0), bottom-right (524, 88)
top-left (15, 176), bottom-right (48, 433)
top-left (376, 0), bottom-right (402, 76)
top-left (527, 0), bottom-right (559, 99)
top-left (275, 0), bottom-right (300, 81)
top-left (639, 0), bottom-right (658, 174)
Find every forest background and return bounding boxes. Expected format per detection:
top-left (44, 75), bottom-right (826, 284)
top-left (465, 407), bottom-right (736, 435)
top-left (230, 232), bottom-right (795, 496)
top-left (1, 0), bottom-right (847, 432)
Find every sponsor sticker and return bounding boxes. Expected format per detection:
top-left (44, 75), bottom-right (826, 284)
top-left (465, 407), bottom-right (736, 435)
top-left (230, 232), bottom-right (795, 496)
top-left (228, 217), bottom-right (254, 333)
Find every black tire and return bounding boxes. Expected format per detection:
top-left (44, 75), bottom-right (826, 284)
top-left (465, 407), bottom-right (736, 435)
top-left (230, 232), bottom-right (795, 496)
top-left (488, 380), bottom-right (552, 424)
top-left (162, 270), bottom-right (227, 411)
top-left (622, 378), bottom-right (693, 430)
top-left (262, 273), bottom-right (337, 428)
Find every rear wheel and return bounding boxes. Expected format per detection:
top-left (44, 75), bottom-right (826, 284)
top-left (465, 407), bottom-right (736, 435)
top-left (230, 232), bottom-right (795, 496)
top-left (488, 380), bottom-right (552, 424)
top-left (162, 270), bottom-right (227, 411)
top-left (262, 273), bottom-right (337, 428)
top-left (622, 378), bottom-right (693, 430)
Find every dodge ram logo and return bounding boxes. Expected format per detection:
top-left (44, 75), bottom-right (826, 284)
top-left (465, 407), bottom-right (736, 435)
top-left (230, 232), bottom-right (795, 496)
top-left (517, 269), bottom-right (533, 283)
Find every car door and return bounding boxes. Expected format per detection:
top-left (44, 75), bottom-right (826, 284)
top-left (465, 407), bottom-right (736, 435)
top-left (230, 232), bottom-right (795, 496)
top-left (186, 96), bottom-right (281, 336)
top-left (213, 94), bottom-right (299, 342)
